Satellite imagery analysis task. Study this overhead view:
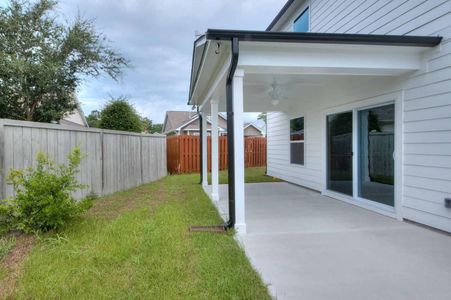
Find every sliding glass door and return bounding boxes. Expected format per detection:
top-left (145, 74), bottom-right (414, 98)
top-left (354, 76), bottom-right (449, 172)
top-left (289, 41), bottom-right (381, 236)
top-left (326, 104), bottom-right (395, 208)
top-left (327, 111), bottom-right (353, 196)
top-left (358, 104), bottom-right (395, 206)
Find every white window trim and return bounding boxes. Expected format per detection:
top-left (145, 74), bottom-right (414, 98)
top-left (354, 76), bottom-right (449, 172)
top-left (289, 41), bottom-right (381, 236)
top-left (293, 6), bottom-right (310, 33)
top-left (289, 116), bottom-right (305, 166)
top-left (321, 91), bottom-right (403, 220)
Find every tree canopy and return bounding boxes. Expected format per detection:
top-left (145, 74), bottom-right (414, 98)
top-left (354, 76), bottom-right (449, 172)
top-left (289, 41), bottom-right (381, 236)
top-left (99, 97), bottom-right (143, 132)
top-left (0, 0), bottom-right (128, 122)
top-left (257, 112), bottom-right (267, 125)
top-left (149, 123), bottom-right (163, 134)
top-left (86, 110), bottom-right (100, 128)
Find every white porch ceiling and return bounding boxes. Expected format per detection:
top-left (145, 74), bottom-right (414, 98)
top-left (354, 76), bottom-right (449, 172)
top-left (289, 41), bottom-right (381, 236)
top-left (211, 73), bottom-right (403, 113)
top-left (194, 39), bottom-right (432, 113)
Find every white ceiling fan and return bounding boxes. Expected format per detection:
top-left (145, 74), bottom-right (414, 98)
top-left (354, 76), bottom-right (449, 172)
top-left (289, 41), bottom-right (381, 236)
top-left (264, 78), bottom-right (324, 106)
top-left (266, 81), bottom-right (288, 106)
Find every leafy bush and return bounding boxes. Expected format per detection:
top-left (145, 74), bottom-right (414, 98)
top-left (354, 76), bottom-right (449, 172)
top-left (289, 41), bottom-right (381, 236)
top-left (99, 97), bottom-right (143, 132)
top-left (0, 148), bottom-right (90, 233)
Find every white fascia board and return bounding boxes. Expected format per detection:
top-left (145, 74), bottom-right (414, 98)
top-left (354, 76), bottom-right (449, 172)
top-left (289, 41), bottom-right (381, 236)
top-left (176, 115), bottom-right (199, 131)
top-left (206, 116), bottom-right (227, 132)
top-left (185, 129), bottom-right (212, 132)
top-left (244, 123), bottom-right (264, 134)
top-left (177, 116), bottom-right (227, 132)
top-left (190, 41), bottom-right (212, 105)
top-left (238, 42), bottom-right (425, 76)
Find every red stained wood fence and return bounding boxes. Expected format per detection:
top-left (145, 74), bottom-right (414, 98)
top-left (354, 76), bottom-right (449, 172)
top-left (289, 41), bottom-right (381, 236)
top-left (166, 135), bottom-right (266, 174)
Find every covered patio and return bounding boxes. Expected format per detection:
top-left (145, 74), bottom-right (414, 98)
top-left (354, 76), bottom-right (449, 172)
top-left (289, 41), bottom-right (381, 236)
top-left (190, 30), bottom-right (442, 234)
top-left (190, 29), bottom-right (450, 299)
top-left (205, 182), bottom-right (451, 299)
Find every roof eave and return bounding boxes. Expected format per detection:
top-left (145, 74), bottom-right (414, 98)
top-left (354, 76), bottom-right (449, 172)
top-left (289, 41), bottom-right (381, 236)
top-left (189, 29), bottom-right (442, 105)
top-left (205, 29), bottom-right (443, 47)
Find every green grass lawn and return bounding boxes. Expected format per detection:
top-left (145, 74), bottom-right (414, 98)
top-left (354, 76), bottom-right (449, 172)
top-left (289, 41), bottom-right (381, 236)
top-left (208, 166), bottom-right (281, 184)
top-left (3, 173), bottom-right (270, 299)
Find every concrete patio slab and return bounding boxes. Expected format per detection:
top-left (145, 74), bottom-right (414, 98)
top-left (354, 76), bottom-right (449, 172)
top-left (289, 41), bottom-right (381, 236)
top-left (204, 182), bottom-right (451, 300)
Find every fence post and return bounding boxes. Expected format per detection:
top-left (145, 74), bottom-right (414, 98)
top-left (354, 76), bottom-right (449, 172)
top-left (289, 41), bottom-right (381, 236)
top-left (100, 130), bottom-right (105, 196)
top-left (140, 135), bottom-right (144, 184)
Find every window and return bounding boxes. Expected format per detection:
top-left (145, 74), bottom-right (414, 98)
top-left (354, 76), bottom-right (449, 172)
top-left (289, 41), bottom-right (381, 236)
top-left (290, 117), bottom-right (305, 165)
top-left (293, 7), bottom-right (309, 32)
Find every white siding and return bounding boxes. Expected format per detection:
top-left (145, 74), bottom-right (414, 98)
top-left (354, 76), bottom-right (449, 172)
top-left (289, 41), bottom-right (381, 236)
top-left (268, 0), bottom-right (451, 232)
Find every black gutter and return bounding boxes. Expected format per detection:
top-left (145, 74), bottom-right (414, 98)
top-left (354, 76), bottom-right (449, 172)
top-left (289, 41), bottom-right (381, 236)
top-left (198, 107), bottom-right (203, 184)
top-left (266, 0), bottom-right (295, 31)
top-left (224, 37), bottom-right (239, 230)
top-left (206, 29), bottom-right (442, 47)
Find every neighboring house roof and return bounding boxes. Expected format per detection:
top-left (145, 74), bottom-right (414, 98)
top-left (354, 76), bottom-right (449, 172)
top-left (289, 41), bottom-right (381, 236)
top-left (60, 105), bottom-right (88, 127)
top-left (163, 111), bottom-right (228, 134)
top-left (162, 111), bottom-right (263, 135)
top-left (244, 123), bottom-right (265, 136)
top-left (162, 111), bottom-right (198, 134)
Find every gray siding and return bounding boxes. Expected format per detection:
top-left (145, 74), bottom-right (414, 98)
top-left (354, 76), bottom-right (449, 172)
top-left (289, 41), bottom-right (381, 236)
top-left (268, 0), bottom-right (451, 231)
top-left (0, 119), bottom-right (166, 200)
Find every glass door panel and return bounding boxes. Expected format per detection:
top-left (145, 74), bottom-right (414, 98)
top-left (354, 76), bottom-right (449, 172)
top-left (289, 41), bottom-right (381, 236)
top-left (358, 104), bottom-right (395, 206)
top-left (327, 111), bottom-right (353, 196)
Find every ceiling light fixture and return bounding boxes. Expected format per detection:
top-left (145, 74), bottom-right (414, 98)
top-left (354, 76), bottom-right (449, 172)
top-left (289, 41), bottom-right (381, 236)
top-left (268, 82), bottom-right (285, 106)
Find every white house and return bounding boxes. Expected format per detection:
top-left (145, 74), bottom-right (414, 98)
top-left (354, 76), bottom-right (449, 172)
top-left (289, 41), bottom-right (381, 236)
top-left (60, 106), bottom-right (89, 127)
top-left (189, 0), bottom-right (451, 234)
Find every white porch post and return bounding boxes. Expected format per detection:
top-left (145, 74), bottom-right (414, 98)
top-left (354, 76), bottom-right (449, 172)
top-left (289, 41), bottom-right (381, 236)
top-left (210, 99), bottom-right (220, 202)
top-left (201, 111), bottom-right (208, 187)
top-left (233, 69), bottom-right (246, 234)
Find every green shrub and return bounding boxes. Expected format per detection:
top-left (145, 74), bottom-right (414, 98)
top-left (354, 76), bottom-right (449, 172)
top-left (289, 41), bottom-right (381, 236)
top-left (0, 147), bottom-right (89, 233)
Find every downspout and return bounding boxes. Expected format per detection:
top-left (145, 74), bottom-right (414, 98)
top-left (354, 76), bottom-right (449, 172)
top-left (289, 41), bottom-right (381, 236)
top-left (224, 37), bottom-right (239, 230)
top-left (198, 107), bottom-right (203, 184)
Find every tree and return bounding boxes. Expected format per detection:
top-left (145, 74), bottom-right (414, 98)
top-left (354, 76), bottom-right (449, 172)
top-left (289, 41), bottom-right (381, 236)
top-left (99, 97), bottom-right (143, 132)
top-left (0, 0), bottom-right (128, 122)
top-left (257, 112), bottom-right (267, 127)
top-left (86, 110), bottom-right (100, 128)
top-left (150, 123), bottom-right (163, 134)
top-left (141, 117), bottom-right (152, 133)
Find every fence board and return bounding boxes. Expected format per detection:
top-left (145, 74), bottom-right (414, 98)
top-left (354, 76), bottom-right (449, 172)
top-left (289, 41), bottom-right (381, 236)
top-left (0, 119), bottom-right (166, 200)
top-left (166, 135), bottom-right (266, 174)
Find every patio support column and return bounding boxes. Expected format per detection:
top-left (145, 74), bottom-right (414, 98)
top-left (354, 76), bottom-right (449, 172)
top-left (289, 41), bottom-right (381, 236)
top-left (201, 110), bottom-right (208, 188)
top-left (210, 99), bottom-right (220, 202)
top-left (233, 69), bottom-right (246, 234)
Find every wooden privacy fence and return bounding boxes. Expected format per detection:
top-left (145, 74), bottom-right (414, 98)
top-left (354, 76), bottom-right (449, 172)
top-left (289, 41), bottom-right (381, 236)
top-left (0, 119), bottom-right (167, 200)
top-left (167, 135), bottom-right (266, 174)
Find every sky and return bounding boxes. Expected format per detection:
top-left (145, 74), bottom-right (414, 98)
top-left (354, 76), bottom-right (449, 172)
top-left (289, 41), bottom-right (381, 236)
top-left (1, 0), bottom-right (286, 123)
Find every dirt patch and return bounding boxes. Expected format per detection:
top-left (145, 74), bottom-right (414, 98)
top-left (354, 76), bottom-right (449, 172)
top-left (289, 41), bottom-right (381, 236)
top-left (0, 234), bottom-right (35, 299)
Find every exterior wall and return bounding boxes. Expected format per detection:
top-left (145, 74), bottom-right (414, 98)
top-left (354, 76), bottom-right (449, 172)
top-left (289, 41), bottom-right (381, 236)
top-left (62, 109), bottom-right (87, 127)
top-left (267, 0), bottom-right (451, 232)
top-left (244, 125), bottom-right (263, 137)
